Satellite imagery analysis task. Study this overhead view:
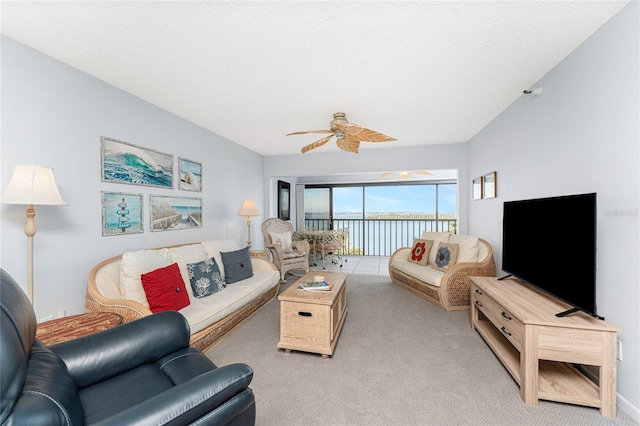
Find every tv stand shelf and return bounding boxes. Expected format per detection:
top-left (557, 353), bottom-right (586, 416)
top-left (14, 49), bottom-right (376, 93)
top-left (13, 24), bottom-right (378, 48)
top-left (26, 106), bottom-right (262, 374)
top-left (470, 276), bottom-right (621, 417)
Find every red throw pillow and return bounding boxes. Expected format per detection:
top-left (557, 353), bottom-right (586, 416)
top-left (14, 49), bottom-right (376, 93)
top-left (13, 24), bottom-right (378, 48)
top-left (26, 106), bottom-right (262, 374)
top-left (141, 263), bottom-right (190, 313)
top-left (408, 238), bottom-right (433, 266)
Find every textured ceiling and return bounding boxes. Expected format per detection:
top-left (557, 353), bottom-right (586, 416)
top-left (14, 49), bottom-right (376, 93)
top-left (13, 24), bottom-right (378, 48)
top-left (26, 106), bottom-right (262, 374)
top-left (0, 1), bottom-right (628, 156)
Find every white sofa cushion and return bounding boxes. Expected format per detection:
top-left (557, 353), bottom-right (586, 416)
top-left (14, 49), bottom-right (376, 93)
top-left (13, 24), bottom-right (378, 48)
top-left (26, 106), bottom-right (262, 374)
top-left (449, 234), bottom-right (479, 263)
top-left (392, 258), bottom-right (445, 287)
top-left (421, 232), bottom-right (450, 265)
top-left (120, 248), bottom-right (173, 307)
top-left (180, 270), bottom-right (280, 334)
top-left (201, 239), bottom-right (240, 280)
top-left (168, 244), bottom-right (209, 297)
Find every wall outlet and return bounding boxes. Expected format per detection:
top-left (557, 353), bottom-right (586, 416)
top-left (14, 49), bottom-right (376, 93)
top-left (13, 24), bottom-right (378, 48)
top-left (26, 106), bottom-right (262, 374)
top-left (617, 340), bottom-right (623, 361)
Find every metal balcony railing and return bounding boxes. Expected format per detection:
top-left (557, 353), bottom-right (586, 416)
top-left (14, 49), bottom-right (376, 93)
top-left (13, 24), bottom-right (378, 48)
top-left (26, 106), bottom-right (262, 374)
top-left (303, 218), bottom-right (458, 256)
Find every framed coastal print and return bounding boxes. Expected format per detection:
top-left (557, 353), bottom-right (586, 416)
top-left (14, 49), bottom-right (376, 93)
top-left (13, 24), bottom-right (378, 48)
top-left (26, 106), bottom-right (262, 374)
top-left (150, 195), bottom-right (202, 232)
top-left (483, 171), bottom-right (497, 199)
top-left (101, 192), bottom-right (144, 236)
top-left (278, 180), bottom-right (290, 220)
top-left (101, 136), bottom-right (174, 188)
top-left (472, 177), bottom-right (483, 200)
top-left (179, 158), bottom-right (202, 192)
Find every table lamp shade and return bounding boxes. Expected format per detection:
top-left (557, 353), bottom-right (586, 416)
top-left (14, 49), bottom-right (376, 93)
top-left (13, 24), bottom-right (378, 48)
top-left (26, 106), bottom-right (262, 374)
top-left (237, 199), bottom-right (259, 217)
top-left (1, 164), bottom-right (67, 206)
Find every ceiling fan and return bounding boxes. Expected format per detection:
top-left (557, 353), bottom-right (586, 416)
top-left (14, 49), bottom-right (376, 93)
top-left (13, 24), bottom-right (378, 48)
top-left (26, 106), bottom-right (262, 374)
top-left (378, 170), bottom-right (433, 180)
top-left (287, 112), bottom-right (397, 154)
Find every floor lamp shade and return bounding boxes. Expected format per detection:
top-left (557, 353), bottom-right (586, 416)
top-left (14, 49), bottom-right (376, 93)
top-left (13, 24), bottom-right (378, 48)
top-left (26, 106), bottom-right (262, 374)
top-left (1, 164), bottom-right (67, 206)
top-left (1, 164), bottom-right (67, 305)
top-left (237, 200), bottom-right (259, 248)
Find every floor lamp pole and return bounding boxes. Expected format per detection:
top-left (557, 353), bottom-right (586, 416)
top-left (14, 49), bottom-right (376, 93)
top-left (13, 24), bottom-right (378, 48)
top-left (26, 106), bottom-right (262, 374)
top-left (24, 204), bottom-right (36, 305)
top-left (246, 216), bottom-right (253, 248)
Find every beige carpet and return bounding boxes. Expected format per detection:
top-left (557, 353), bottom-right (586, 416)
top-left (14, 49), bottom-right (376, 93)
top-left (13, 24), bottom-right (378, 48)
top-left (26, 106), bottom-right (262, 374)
top-left (208, 274), bottom-right (638, 426)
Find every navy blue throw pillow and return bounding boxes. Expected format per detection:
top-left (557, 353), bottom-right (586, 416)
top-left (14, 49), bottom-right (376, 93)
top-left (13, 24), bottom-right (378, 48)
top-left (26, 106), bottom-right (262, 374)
top-left (221, 246), bottom-right (253, 284)
top-left (187, 257), bottom-right (225, 298)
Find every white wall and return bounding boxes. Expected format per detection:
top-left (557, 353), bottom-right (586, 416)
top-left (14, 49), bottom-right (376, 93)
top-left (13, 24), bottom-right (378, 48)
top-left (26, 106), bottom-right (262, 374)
top-left (263, 142), bottom-right (469, 233)
top-left (0, 36), bottom-right (265, 320)
top-left (468, 2), bottom-right (639, 416)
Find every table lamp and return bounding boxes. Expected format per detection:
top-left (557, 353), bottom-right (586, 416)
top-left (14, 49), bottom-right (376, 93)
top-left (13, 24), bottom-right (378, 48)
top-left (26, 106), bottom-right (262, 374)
top-left (1, 164), bottom-right (68, 305)
top-left (237, 199), bottom-right (259, 248)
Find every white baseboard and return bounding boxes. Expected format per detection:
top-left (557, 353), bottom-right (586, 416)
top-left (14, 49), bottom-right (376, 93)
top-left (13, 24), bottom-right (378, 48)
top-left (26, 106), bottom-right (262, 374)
top-left (577, 365), bottom-right (639, 422)
top-left (618, 394), bottom-right (640, 423)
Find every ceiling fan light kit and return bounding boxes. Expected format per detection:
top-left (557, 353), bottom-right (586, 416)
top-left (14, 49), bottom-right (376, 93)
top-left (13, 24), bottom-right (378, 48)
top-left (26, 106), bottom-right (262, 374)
top-left (287, 112), bottom-right (397, 154)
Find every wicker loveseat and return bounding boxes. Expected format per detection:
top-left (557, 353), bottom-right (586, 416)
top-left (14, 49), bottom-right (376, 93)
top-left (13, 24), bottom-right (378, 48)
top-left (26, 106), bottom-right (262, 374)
top-left (86, 239), bottom-right (280, 352)
top-left (389, 233), bottom-right (495, 311)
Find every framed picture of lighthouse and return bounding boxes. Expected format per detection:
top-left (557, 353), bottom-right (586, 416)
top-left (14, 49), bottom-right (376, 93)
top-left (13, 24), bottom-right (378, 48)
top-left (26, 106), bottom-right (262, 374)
top-left (102, 192), bottom-right (144, 236)
top-left (101, 136), bottom-right (174, 188)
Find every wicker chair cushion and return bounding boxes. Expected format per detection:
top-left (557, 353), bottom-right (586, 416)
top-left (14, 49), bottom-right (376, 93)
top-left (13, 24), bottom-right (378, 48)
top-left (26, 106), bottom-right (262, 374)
top-left (269, 230), bottom-right (293, 253)
top-left (283, 250), bottom-right (306, 259)
top-left (179, 270), bottom-right (279, 334)
top-left (391, 258), bottom-right (445, 287)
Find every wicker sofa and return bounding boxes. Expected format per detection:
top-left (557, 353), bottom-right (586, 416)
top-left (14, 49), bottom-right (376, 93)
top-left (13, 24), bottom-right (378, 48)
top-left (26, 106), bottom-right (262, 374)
top-left (86, 239), bottom-right (280, 352)
top-left (389, 233), bottom-right (495, 311)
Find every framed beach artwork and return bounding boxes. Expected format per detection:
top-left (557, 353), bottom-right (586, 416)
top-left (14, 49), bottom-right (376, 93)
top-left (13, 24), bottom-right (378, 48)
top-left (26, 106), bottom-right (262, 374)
top-left (483, 171), bottom-right (497, 199)
top-left (472, 177), bottom-right (483, 200)
top-left (150, 195), bottom-right (202, 232)
top-left (101, 136), bottom-right (174, 188)
top-left (179, 158), bottom-right (202, 191)
top-left (278, 180), bottom-right (290, 220)
top-left (101, 192), bottom-right (144, 236)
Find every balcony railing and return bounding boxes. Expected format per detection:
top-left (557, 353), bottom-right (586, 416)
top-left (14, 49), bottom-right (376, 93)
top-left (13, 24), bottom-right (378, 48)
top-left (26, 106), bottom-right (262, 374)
top-left (303, 218), bottom-right (458, 256)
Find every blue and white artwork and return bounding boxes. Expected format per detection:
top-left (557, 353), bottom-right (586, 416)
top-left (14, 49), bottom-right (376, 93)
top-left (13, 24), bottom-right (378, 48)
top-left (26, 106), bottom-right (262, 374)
top-left (101, 137), bottom-right (173, 188)
top-left (179, 158), bottom-right (202, 192)
top-left (102, 192), bottom-right (144, 236)
top-left (150, 195), bottom-right (202, 232)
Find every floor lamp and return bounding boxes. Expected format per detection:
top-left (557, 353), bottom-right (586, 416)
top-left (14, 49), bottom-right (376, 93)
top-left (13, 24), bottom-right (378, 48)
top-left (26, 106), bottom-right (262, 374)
top-left (1, 164), bottom-right (67, 305)
top-left (237, 200), bottom-right (259, 248)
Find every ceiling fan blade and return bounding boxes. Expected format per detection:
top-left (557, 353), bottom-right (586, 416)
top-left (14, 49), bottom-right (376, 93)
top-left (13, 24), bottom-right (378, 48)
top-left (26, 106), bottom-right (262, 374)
top-left (336, 137), bottom-right (360, 153)
top-left (286, 129), bottom-right (333, 136)
top-left (334, 122), bottom-right (396, 142)
top-left (301, 134), bottom-right (334, 153)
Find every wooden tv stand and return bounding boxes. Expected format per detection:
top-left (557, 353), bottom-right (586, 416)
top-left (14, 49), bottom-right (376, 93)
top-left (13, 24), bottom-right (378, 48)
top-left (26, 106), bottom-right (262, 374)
top-left (470, 276), bottom-right (621, 417)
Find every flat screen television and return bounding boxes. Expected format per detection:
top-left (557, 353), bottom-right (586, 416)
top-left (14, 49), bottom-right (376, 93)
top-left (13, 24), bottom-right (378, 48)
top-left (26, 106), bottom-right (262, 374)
top-left (501, 193), bottom-right (599, 318)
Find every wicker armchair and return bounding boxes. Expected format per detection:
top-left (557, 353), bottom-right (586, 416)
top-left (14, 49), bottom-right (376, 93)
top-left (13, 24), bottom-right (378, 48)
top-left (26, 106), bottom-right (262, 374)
top-left (261, 218), bottom-right (310, 282)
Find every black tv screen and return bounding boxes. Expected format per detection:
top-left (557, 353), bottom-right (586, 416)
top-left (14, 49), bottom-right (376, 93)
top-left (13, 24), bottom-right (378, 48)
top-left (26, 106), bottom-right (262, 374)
top-left (502, 193), bottom-right (597, 317)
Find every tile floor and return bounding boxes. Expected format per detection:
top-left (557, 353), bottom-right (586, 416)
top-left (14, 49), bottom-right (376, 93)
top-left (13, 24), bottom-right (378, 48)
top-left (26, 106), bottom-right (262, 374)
top-left (308, 255), bottom-right (390, 276)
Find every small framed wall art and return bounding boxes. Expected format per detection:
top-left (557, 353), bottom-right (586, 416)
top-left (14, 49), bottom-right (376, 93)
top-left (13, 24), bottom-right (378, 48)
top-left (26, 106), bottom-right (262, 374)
top-left (179, 158), bottom-right (202, 192)
top-left (483, 171), bottom-right (497, 199)
top-left (472, 177), bottom-right (483, 200)
top-left (102, 192), bottom-right (144, 236)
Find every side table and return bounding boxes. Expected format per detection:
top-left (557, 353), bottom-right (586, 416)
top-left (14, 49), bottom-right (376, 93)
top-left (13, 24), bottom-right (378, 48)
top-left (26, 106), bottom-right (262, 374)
top-left (36, 312), bottom-right (123, 346)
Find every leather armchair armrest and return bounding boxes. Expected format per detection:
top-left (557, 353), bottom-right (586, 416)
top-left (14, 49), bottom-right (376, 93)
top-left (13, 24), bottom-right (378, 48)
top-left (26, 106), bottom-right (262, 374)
top-left (50, 310), bottom-right (190, 388)
top-left (92, 363), bottom-right (254, 426)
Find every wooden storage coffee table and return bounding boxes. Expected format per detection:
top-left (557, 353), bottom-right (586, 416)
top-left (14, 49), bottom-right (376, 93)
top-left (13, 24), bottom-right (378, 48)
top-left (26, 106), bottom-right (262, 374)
top-left (36, 312), bottom-right (122, 346)
top-left (277, 272), bottom-right (347, 358)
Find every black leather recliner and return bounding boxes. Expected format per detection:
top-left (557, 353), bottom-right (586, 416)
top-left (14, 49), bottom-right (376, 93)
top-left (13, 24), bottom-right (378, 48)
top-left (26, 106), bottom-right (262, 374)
top-left (0, 268), bottom-right (256, 425)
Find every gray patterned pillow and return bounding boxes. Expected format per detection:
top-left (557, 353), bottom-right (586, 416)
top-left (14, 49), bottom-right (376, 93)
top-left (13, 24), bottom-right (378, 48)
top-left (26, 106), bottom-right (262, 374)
top-left (187, 257), bottom-right (225, 298)
top-left (221, 246), bottom-right (253, 284)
